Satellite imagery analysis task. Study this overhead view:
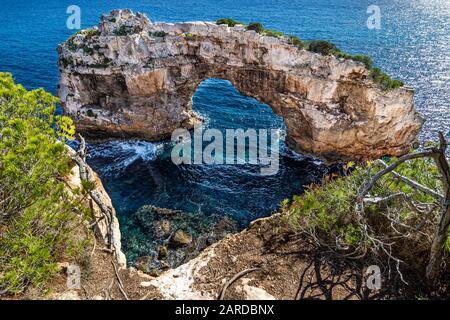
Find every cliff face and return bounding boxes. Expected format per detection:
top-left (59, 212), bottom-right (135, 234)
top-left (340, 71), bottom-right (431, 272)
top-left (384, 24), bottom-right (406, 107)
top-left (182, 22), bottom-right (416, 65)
top-left (66, 146), bottom-right (126, 268)
top-left (58, 9), bottom-right (423, 161)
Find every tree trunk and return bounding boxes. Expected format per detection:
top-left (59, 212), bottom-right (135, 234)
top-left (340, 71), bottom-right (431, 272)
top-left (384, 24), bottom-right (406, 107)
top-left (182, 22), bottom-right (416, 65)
top-left (426, 133), bottom-right (450, 282)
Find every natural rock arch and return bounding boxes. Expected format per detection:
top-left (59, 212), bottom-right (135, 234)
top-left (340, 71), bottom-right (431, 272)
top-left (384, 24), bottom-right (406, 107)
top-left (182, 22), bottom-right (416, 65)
top-left (58, 10), bottom-right (423, 161)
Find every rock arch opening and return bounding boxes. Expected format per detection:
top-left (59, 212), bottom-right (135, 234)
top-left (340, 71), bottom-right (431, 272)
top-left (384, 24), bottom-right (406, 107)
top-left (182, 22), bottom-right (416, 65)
top-left (86, 76), bottom-right (333, 270)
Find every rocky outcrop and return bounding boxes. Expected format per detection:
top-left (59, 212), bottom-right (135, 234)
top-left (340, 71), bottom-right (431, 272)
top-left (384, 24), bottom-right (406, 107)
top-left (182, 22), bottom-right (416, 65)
top-left (58, 9), bottom-right (423, 161)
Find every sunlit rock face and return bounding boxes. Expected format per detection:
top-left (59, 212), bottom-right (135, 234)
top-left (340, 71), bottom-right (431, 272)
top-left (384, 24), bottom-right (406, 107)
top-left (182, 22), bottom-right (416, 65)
top-left (58, 9), bottom-right (423, 162)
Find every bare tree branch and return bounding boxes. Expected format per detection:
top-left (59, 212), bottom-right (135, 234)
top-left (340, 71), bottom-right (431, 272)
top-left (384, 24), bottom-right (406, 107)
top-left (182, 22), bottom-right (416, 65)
top-left (374, 159), bottom-right (444, 202)
top-left (426, 132), bottom-right (450, 281)
top-left (358, 150), bottom-right (438, 201)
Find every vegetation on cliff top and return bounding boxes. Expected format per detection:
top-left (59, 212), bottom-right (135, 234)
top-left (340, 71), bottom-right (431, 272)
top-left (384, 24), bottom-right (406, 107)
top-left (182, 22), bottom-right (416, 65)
top-left (0, 73), bottom-right (91, 295)
top-left (216, 18), bottom-right (404, 90)
top-left (283, 147), bottom-right (450, 293)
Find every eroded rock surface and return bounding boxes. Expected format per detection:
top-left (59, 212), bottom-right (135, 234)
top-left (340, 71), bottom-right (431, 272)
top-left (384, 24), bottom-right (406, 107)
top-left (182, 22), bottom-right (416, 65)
top-left (58, 9), bottom-right (423, 161)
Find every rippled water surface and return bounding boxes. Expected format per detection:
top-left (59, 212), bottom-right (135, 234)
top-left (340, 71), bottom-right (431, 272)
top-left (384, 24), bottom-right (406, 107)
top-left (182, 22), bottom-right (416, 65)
top-left (0, 0), bottom-right (448, 262)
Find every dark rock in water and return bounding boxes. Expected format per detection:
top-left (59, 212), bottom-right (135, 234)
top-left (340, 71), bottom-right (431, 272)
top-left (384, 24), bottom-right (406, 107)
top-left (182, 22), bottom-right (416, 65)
top-left (130, 205), bottom-right (240, 272)
top-left (135, 255), bottom-right (152, 273)
top-left (157, 245), bottom-right (168, 259)
top-left (153, 219), bottom-right (171, 238)
top-left (134, 255), bottom-right (163, 277)
top-left (170, 229), bottom-right (192, 247)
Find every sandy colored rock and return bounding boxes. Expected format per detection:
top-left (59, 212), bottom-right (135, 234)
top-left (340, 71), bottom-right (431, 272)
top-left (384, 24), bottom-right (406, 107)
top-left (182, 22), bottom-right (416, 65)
top-left (171, 229), bottom-right (193, 247)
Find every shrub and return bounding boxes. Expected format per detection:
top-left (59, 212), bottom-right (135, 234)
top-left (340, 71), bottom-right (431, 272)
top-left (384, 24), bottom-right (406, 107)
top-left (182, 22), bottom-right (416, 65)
top-left (350, 54), bottom-right (374, 69)
top-left (283, 156), bottom-right (448, 282)
top-left (60, 57), bottom-right (72, 68)
top-left (83, 29), bottom-right (100, 40)
top-left (246, 22), bottom-right (264, 33)
top-left (0, 72), bottom-right (89, 294)
top-left (113, 25), bottom-right (142, 36)
top-left (287, 35), bottom-right (303, 48)
top-left (305, 40), bottom-right (402, 90)
top-left (263, 29), bottom-right (283, 38)
top-left (82, 46), bottom-right (94, 55)
top-left (114, 25), bottom-right (129, 36)
top-left (306, 40), bottom-right (338, 55)
top-left (67, 38), bottom-right (78, 52)
top-left (183, 32), bottom-right (195, 40)
top-left (149, 31), bottom-right (167, 38)
top-left (371, 67), bottom-right (404, 90)
top-left (86, 109), bottom-right (95, 117)
top-left (216, 18), bottom-right (244, 27)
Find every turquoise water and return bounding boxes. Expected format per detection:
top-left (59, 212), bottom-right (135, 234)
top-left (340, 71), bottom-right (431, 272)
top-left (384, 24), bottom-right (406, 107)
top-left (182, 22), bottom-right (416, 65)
top-left (1, 0), bottom-right (448, 262)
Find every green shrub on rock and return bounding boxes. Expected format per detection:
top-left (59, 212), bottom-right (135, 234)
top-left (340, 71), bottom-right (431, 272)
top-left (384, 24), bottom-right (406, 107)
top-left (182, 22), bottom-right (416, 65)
top-left (306, 40), bottom-right (338, 55)
top-left (283, 155), bottom-right (449, 286)
top-left (216, 18), bottom-right (244, 27)
top-left (0, 72), bottom-right (89, 295)
top-left (287, 35), bottom-right (304, 48)
top-left (246, 22), bottom-right (264, 33)
top-left (263, 29), bottom-right (284, 38)
top-left (149, 31), bottom-right (167, 38)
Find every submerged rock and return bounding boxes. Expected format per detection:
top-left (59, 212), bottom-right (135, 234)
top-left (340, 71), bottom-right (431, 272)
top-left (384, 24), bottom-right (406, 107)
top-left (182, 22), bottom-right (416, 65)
top-left (170, 230), bottom-right (193, 247)
top-left (129, 205), bottom-right (239, 273)
top-left (135, 255), bottom-right (152, 273)
top-left (58, 9), bottom-right (423, 162)
top-left (153, 220), bottom-right (171, 238)
top-left (157, 245), bottom-right (168, 259)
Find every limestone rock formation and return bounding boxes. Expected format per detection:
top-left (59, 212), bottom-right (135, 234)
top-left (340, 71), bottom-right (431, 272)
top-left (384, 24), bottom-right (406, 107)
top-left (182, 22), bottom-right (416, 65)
top-left (58, 9), bottom-right (423, 161)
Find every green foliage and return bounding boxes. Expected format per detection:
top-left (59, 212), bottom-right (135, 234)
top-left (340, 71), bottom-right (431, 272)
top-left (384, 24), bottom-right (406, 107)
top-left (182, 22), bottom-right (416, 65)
top-left (285, 166), bottom-right (367, 240)
top-left (216, 18), bottom-right (245, 27)
top-left (287, 35), bottom-right (304, 48)
top-left (182, 32), bottom-right (195, 40)
top-left (371, 67), bottom-right (404, 90)
top-left (349, 54), bottom-right (374, 69)
top-left (0, 72), bottom-right (87, 294)
top-left (284, 156), bottom-right (446, 255)
top-left (85, 109), bottom-right (95, 118)
top-left (67, 38), bottom-right (78, 52)
top-left (306, 40), bottom-right (338, 55)
top-left (114, 25), bottom-right (129, 36)
top-left (149, 31), bottom-right (167, 38)
top-left (82, 46), bottom-right (94, 55)
top-left (304, 39), bottom-right (402, 90)
top-left (246, 22), bottom-right (264, 33)
top-left (263, 29), bottom-right (284, 38)
top-left (60, 57), bottom-right (73, 68)
top-left (445, 227), bottom-right (450, 253)
top-left (81, 179), bottom-right (96, 194)
top-left (113, 25), bottom-right (142, 37)
top-left (83, 29), bottom-right (100, 40)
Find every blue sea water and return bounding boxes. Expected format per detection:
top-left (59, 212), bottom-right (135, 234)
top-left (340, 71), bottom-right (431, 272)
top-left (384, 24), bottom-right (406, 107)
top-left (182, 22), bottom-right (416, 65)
top-left (1, 0), bottom-right (448, 262)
